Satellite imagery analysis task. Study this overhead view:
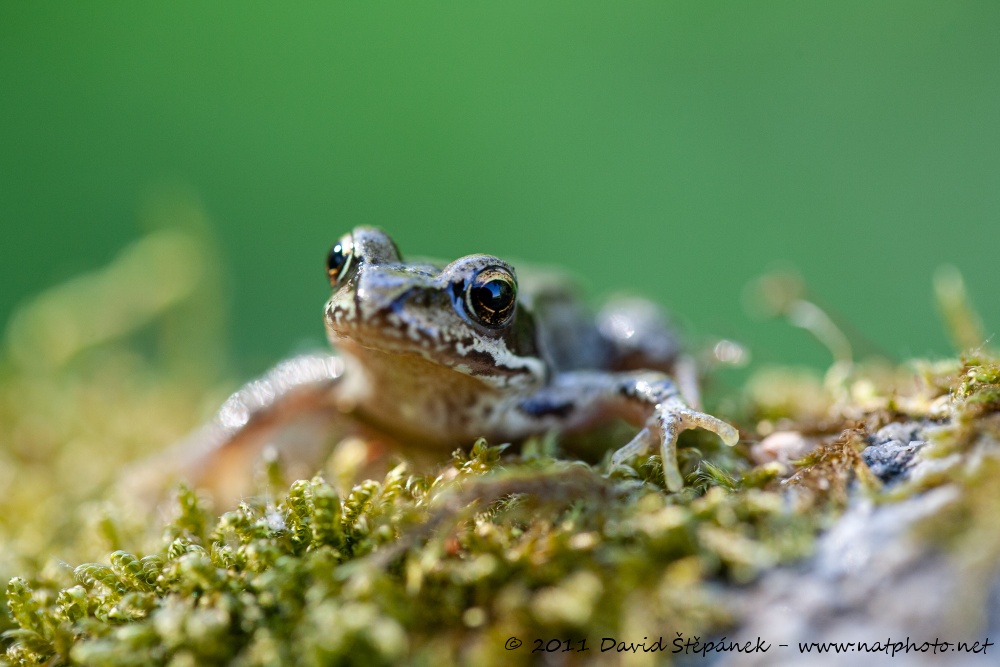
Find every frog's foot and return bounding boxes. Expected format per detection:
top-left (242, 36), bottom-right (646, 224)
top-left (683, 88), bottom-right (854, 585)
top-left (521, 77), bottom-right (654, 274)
top-left (610, 397), bottom-right (739, 491)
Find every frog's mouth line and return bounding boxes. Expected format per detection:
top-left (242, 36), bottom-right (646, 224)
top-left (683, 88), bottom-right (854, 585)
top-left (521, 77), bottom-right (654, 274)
top-left (332, 322), bottom-right (545, 390)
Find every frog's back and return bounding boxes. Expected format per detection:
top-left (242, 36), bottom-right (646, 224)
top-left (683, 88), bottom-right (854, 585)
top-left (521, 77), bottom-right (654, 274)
top-left (516, 267), bottom-right (610, 373)
top-left (515, 264), bottom-right (680, 375)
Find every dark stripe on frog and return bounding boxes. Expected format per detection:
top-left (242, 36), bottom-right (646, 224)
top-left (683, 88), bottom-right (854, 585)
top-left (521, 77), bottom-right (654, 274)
top-left (517, 396), bottom-right (575, 418)
top-left (618, 378), bottom-right (679, 401)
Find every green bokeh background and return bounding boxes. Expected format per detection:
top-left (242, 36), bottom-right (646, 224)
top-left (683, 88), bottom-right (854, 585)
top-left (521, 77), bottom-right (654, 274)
top-left (2, 2), bottom-right (998, 376)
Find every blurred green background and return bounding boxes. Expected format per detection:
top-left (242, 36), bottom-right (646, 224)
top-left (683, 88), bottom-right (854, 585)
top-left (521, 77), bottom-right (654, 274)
top-left (2, 2), bottom-right (998, 377)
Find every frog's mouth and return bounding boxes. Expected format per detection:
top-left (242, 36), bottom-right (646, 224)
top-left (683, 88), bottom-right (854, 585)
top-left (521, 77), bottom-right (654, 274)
top-left (328, 308), bottom-right (544, 389)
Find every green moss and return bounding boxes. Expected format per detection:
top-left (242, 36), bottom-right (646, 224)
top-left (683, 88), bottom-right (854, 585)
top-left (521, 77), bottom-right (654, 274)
top-left (1, 439), bottom-right (830, 666)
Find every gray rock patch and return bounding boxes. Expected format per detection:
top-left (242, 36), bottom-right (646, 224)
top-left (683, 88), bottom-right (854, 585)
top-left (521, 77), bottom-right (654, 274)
top-left (862, 422), bottom-right (929, 484)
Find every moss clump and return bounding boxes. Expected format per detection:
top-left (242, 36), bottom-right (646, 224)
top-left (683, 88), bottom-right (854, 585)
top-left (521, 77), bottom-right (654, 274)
top-left (949, 355), bottom-right (1000, 441)
top-left (2, 439), bottom-right (827, 666)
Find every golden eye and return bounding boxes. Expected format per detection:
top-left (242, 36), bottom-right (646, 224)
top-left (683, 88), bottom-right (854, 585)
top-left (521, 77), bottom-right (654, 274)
top-left (466, 267), bottom-right (517, 328)
top-left (326, 234), bottom-right (354, 286)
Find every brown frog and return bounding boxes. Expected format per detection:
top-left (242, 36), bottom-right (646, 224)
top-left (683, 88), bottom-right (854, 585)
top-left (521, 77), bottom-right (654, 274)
top-left (153, 227), bottom-right (738, 504)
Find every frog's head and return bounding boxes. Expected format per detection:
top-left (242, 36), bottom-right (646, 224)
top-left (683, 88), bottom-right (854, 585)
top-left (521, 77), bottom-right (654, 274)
top-left (323, 227), bottom-right (546, 389)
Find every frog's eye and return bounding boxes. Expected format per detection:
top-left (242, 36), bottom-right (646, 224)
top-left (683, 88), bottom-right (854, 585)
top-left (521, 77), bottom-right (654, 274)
top-left (466, 267), bottom-right (517, 328)
top-left (326, 235), bottom-right (355, 287)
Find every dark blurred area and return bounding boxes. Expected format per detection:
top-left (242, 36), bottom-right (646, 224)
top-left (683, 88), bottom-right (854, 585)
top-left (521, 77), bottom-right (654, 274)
top-left (2, 2), bottom-right (998, 376)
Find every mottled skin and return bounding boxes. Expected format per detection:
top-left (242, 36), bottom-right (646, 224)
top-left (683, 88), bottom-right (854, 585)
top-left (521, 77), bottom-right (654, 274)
top-left (149, 227), bottom-right (737, 505)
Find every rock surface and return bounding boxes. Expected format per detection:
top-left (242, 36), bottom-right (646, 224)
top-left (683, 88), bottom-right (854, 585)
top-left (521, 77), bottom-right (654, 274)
top-left (724, 423), bottom-right (998, 667)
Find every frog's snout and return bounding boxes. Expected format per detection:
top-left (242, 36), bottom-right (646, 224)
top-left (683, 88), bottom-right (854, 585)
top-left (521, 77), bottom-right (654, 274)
top-left (354, 269), bottom-right (439, 318)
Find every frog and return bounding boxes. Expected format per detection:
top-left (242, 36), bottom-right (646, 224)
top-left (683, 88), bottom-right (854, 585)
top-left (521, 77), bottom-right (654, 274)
top-left (145, 226), bottom-right (738, 505)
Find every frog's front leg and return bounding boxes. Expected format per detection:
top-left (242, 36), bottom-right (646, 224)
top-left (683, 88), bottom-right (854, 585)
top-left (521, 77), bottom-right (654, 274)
top-left (512, 371), bottom-right (739, 491)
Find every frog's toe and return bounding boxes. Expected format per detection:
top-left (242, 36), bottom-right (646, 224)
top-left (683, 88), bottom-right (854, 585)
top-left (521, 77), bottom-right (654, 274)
top-left (652, 420), bottom-right (685, 492)
top-left (690, 411), bottom-right (740, 447)
top-left (609, 426), bottom-right (654, 468)
top-left (665, 401), bottom-right (739, 447)
top-left (719, 423), bottom-right (740, 447)
top-left (661, 457), bottom-right (685, 492)
top-left (610, 427), bottom-right (673, 483)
